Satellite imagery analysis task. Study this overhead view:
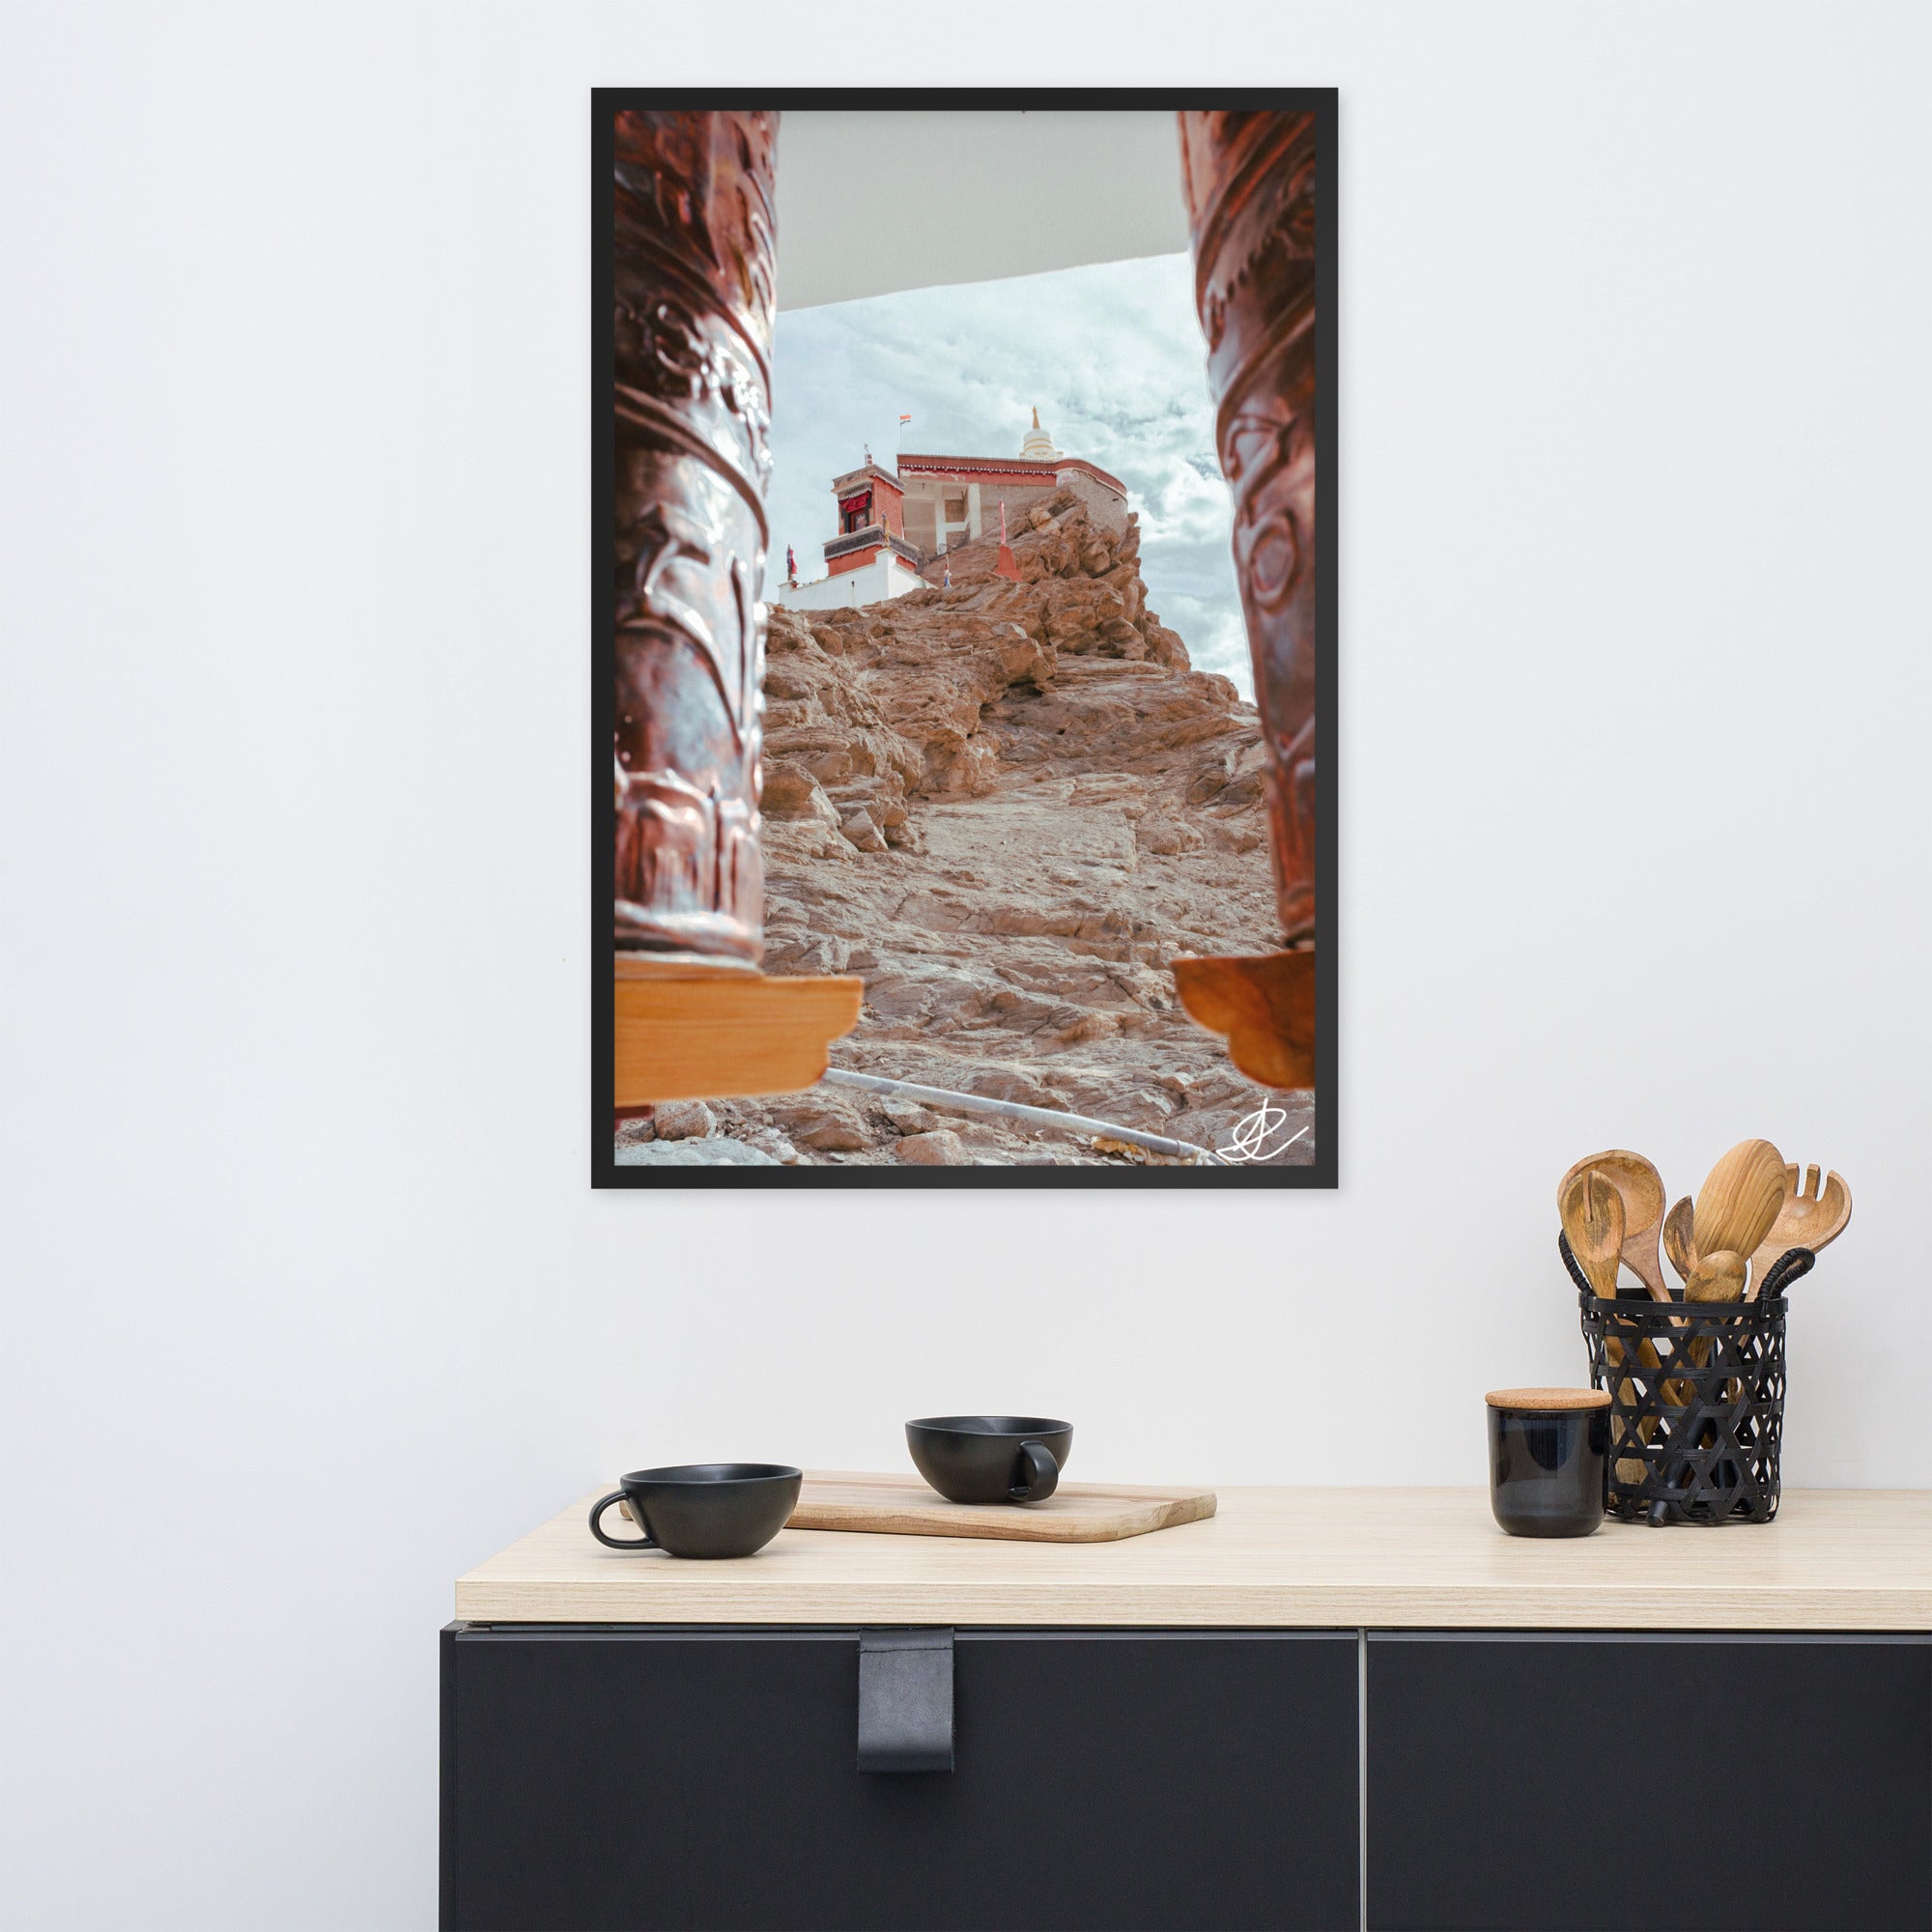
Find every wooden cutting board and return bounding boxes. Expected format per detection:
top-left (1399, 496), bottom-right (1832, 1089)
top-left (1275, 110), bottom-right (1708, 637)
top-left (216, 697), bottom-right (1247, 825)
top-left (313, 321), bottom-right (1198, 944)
top-left (785, 1470), bottom-right (1217, 1544)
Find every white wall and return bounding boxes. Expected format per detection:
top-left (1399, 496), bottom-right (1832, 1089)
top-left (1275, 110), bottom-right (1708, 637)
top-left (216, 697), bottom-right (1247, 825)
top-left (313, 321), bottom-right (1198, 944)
top-left (4, 4), bottom-right (1929, 1927)
top-left (770, 551), bottom-right (924, 611)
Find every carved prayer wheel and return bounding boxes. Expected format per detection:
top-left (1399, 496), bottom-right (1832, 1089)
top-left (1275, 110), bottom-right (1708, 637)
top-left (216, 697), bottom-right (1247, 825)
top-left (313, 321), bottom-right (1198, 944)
top-left (1179, 111), bottom-right (1319, 946)
top-left (612, 110), bottom-right (778, 964)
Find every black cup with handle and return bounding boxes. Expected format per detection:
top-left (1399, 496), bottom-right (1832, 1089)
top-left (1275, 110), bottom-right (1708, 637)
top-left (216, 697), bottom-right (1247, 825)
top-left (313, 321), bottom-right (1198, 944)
top-left (905, 1416), bottom-right (1072, 1505)
top-left (587, 1463), bottom-right (802, 1559)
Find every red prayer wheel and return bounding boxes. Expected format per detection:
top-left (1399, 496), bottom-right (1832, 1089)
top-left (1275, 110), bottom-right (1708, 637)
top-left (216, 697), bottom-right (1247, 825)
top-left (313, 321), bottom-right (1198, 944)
top-left (611, 110), bottom-right (779, 965)
top-left (1179, 110), bottom-right (1320, 946)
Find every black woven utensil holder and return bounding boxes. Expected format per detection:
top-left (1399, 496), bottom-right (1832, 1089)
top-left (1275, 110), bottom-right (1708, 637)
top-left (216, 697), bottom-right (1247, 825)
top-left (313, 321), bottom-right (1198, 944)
top-left (1566, 1235), bottom-right (1809, 1525)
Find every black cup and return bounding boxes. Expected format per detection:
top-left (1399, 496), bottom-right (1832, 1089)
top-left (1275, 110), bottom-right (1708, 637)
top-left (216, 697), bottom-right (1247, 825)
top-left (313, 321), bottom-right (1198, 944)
top-left (906, 1416), bottom-right (1072, 1505)
top-left (1486, 1389), bottom-right (1608, 1538)
top-left (587, 1463), bottom-right (802, 1559)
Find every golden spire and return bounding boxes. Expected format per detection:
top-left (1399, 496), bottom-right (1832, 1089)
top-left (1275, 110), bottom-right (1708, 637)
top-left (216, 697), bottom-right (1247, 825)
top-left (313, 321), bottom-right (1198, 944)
top-left (1031, 405), bottom-right (1040, 428)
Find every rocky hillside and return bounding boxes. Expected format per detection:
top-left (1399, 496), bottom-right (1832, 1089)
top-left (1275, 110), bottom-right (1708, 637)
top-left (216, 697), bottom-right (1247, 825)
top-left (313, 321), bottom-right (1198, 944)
top-left (621, 491), bottom-right (1315, 1169)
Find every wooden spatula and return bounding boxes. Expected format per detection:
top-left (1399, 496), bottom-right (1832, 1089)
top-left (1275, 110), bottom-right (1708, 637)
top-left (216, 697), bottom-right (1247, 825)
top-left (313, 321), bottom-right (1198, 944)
top-left (1557, 1151), bottom-right (1669, 1301)
top-left (1691, 1140), bottom-right (1786, 1272)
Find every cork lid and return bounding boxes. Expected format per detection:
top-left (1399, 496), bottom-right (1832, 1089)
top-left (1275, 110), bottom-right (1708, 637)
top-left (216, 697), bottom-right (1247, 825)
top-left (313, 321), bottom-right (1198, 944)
top-left (1485, 1386), bottom-right (1611, 1411)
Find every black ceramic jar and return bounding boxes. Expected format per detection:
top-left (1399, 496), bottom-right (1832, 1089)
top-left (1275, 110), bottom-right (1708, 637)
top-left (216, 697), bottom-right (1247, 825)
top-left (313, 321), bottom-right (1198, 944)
top-left (1485, 1388), bottom-right (1608, 1538)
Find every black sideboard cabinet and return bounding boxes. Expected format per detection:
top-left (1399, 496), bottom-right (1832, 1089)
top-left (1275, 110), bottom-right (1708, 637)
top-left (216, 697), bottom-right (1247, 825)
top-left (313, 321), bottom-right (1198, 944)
top-left (441, 1623), bottom-right (1930, 1932)
top-left (444, 1487), bottom-right (1932, 1929)
top-left (442, 1626), bottom-right (1360, 1932)
top-left (1366, 1632), bottom-right (1932, 1932)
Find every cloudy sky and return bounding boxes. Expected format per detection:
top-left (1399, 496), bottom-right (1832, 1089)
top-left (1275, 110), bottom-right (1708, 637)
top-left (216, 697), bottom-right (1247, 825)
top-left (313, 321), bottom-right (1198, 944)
top-left (767, 251), bottom-right (1251, 696)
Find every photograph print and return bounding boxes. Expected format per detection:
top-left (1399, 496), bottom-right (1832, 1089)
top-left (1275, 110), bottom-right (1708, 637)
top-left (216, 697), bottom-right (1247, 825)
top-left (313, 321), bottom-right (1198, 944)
top-left (599, 96), bottom-right (1334, 1185)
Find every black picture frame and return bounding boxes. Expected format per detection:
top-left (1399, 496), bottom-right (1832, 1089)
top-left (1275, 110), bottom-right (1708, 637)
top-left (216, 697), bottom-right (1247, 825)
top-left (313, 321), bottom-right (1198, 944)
top-left (594, 89), bottom-right (1337, 1190)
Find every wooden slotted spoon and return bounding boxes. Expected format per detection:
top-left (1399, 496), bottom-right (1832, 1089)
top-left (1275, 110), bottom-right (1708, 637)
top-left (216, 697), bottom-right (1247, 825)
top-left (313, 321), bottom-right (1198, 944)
top-left (1747, 1165), bottom-right (1852, 1299)
top-left (1557, 1151), bottom-right (1669, 1301)
top-left (1559, 1168), bottom-right (1624, 1297)
top-left (1559, 1169), bottom-right (1651, 1482)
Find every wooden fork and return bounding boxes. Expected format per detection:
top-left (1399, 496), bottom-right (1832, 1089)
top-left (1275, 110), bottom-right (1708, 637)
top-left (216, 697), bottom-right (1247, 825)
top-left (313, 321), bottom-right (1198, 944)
top-left (1747, 1165), bottom-right (1852, 1298)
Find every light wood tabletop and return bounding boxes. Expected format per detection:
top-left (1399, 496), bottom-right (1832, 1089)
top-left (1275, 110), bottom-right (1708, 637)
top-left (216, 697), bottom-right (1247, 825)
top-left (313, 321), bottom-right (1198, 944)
top-left (455, 1480), bottom-right (1932, 1631)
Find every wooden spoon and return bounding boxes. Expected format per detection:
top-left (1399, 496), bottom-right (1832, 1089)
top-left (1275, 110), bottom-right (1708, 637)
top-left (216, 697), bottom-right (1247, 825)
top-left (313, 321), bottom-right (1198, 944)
top-left (1692, 1140), bottom-right (1786, 1270)
top-left (1683, 1248), bottom-right (1747, 1303)
top-left (1559, 1168), bottom-right (1624, 1298)
top-left (1747, 1165), bottom-right (1852, 1299)
top-left (1557, 1151), bottom-right (1669, 1301)
top-left (1655, 1197), bottom-right (1702, 1406)
top-left (1673, 1247), bottom-right (1749, 1404)
top-left (1662, 1196), bottom-right (1698, 1286)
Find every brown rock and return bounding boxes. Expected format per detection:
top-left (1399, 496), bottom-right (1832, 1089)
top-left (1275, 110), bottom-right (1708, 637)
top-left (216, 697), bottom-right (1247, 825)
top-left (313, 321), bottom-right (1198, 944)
top-left (1212, 770), bottom-right (1267, 812)
top-left (1144, 622), bottom-right (1193, 669)
top-left (968, 1066), bottom-right (1056, 1108)
top-left (741, 1126), bottom-right (803, 1164)
top-left (762, 759), bottom-right (823, 813)
top-left (1137, 815), bottom-right (1205, 856)
top-left (841, 810), bottom-right (889, 854)
top-left (763, 762), bottom-right (844, 834)
top-left (895, 1130), bottom-right (972, 1165)
top-left (651, 1099), bottom-right (716, 1140)
top-left (763, 1100), bottom-right (872, 1151)
top-left (1208, 821), bottom-right (1265, 854)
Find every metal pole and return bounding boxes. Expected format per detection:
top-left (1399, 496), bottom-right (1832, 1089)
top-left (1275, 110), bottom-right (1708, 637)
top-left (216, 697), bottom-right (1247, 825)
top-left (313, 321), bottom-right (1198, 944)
top-left (819, 1068), bottom-right (1224, 1165)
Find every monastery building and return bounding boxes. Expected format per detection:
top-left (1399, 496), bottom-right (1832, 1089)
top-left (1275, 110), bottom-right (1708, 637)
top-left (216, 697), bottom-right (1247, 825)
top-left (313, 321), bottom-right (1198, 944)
top-left (771, 411), bottom-right (1128, 612)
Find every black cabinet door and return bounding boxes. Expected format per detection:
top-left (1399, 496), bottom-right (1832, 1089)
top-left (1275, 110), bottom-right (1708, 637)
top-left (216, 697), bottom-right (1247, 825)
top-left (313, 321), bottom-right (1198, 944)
top-left (442, 1626), bottom-right (1360, 1932)
top-left (1366, 1632), bottom-right (1932, 1931)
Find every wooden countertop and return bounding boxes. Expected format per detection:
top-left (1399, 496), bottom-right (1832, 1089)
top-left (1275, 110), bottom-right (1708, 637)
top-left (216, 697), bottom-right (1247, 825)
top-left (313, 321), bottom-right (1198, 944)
top-left (454, 1483), bottom-right (1932, 1631)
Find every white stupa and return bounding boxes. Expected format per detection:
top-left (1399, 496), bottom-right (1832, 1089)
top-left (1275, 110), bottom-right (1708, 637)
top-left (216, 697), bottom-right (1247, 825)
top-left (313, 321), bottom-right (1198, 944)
top-left (1019, 406), bottom-right (1061, 461)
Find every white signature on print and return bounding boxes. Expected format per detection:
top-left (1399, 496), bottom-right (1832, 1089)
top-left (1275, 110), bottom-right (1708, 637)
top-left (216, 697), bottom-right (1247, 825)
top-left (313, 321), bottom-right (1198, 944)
top-left (1213, 1100), bottom-right (1310, 1166)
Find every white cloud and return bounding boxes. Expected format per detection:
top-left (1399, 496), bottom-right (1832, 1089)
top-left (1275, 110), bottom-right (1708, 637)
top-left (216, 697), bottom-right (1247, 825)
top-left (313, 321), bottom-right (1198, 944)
top-left (766, 252), bottom-right (1252, 696)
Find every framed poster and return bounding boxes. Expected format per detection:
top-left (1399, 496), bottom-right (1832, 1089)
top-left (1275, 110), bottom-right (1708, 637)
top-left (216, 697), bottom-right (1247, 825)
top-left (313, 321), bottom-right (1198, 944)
top-left (596, 92), bottom-right (1335, 1187)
